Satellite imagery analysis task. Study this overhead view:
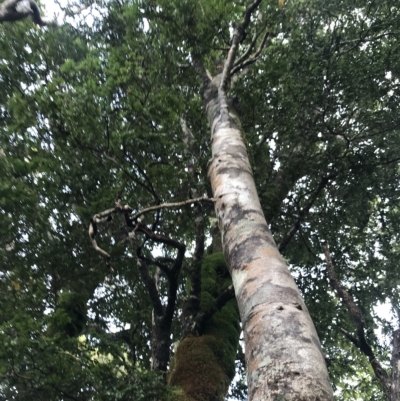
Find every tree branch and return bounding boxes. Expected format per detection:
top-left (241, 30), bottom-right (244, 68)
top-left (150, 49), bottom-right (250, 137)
top-left (0, 0), bottom-right (49, 25)
top-left (195, 284), bottom-right (235, 332)
top-left (323, 244), bottom-right (391, 397)
top-left (231, 28), bottom-right (270, 76)
top-left (278, 175), bottom-right (332, 252)
top-left (89, 197), bottom-right (214, 264)
top-left (136, 258), bottom-right (164, 317)
top-left (220, 0), bottom-right (263, 91)
top-left (339, 327), bottom-right (361, 348)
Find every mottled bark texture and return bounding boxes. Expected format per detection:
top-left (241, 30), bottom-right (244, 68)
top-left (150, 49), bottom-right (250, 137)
top-left (202, 75), bottom-right (333, 400)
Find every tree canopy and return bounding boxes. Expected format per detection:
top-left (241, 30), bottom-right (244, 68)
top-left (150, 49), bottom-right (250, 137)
top-left (1, 0), bottom-right (400, 400)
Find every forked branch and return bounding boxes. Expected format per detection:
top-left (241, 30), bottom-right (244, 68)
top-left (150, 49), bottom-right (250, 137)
top-left (220, 0), bottom-right (263, 91)
top-left (231, 28), bottom-right (270, 76)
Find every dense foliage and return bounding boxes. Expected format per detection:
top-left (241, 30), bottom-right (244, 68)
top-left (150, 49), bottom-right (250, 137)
top-left (1, 0), bottom-right (400, 399)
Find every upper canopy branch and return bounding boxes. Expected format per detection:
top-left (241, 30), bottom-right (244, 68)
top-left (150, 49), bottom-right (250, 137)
top-left (220, 0), bottom-right (263, 92)
top-left (231, 28), bottom-right (270, 76)
top-left (0, 0), bottom-right (48, 25)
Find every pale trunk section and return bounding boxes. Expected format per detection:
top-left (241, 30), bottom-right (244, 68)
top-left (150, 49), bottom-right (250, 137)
top-left (203, 79), bottom-right (333, 400)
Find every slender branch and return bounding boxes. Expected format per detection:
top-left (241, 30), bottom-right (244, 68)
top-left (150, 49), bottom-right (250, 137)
top-left (136, 251), bottom-right (171, 278)
top-left (323, 244), bottom-right (391, 397)
top-left (89, 197), bottom-right (214, 263)
top-left (231, 28), bottom-right (270, 76)
top-left (339, 327), bottom-right (361, 348)
top-left (137, 223), bottom-right (185, 254)
top-left (233, 29), bottom-right (262, 68)
top-left (278, 175), bottom-right (332, 252)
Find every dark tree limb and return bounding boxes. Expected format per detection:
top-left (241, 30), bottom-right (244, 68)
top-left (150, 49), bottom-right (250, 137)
top-left (136, 258), bottom-right (164, 317)
top-left (195, 284), bottom-right (235, 332)
top-left (233, 27), bottom-right (263, 68)
top-left (278, 174), bottom-right (332, 253)
top-left (0, 0), bottom-right (49, 25)
top-left (181, 204), bottom-right (205, 337)
top-left (136, 251), bottom-right (171, 278)
top-left (323, 244), bottom-right (391, 398)
top-left (338, 327), bottom-right (361, 348)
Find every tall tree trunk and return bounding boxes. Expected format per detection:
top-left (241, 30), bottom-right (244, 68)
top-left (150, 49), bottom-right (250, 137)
top-left (202, 77), bottom-right (334, 400)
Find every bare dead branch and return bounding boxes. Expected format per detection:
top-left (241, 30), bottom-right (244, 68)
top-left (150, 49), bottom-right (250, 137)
top-left (131, 196), bottom-right (215, 221)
